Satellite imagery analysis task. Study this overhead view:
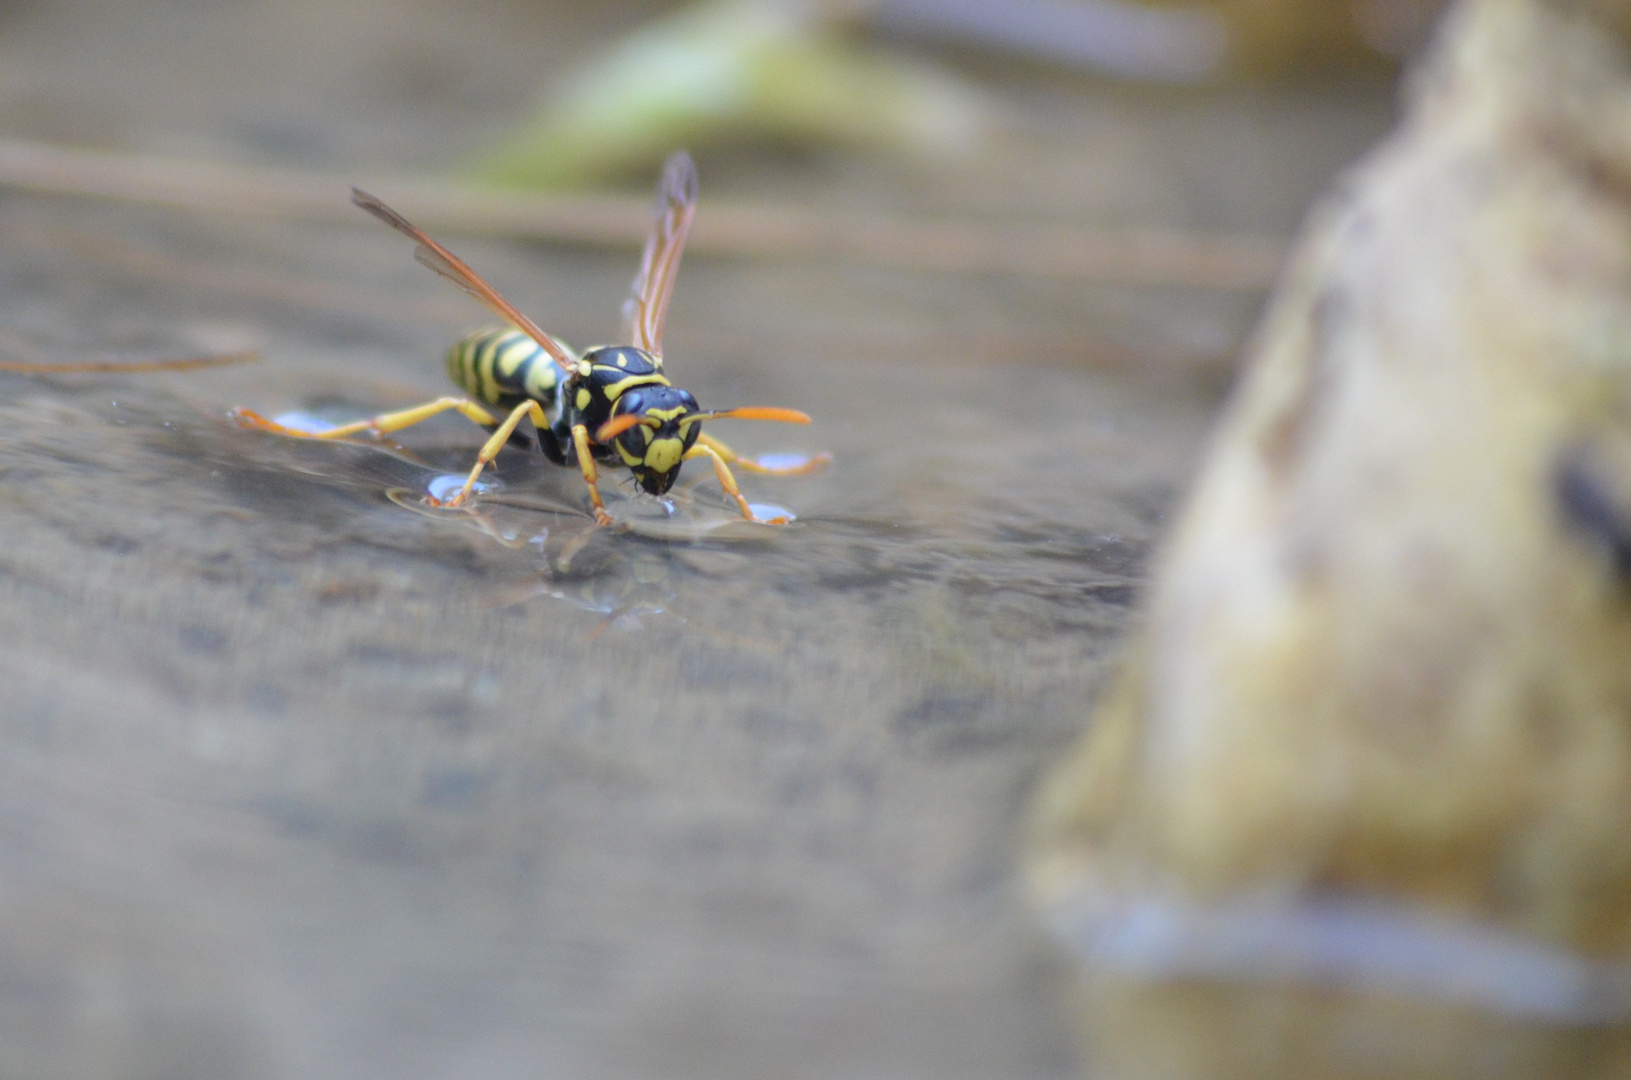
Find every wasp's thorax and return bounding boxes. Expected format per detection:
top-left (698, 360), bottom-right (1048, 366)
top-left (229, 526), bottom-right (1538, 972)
top-left (573, 345), bottom-right (666, 422)
top-left (608, 384), bottom-right (702, 495)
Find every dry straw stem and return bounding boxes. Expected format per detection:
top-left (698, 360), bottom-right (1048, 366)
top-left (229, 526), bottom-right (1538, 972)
top-left (0, 138), bottom-right (1283, 291)
top-left (0, 352), bottom-right (259, 373)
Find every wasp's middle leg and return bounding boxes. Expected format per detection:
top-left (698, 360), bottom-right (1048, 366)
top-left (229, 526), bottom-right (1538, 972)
top-left (433, 399), bottom-right (551, 508)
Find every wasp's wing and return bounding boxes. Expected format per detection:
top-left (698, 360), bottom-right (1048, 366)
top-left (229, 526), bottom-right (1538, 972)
top-left (620, 152), bottom-right (697, 358)
top-left (351, 188), bottom-right (575, 370)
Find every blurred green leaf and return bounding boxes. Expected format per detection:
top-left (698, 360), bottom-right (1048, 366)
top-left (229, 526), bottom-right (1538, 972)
top-left (474, 0), bottom-right (991, 188)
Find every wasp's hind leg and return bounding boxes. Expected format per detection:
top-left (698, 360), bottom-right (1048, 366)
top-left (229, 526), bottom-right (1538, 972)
top-left (695, 432), bottom-right (830, 475)
top-left (229, 396), bottom-right (500, 441)
top-left (229, 396), bottom-right (538, 509)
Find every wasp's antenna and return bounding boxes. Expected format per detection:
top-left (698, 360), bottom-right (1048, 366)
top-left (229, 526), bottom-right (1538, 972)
top-left (595, 413), bottom-right (657, 441)
top-left (687, 407), bottom-right (812, 425)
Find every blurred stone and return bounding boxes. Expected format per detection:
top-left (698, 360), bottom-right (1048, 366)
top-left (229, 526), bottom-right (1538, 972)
top-left (1202, 0), bottom-right (1448, 69)
top-left (1029, 0), bottom-right (1631, 1076)
top-left (867, 0), bottom-right (1446, 78)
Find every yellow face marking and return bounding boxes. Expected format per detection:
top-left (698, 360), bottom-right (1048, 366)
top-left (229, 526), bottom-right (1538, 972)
top-left (645, 437), bottom-right (684, 474)
top-left (643, 406), bottom-right (688, 421)
top-left (616, 355), bottom-right (628, 368)
top-left (616, 441), bottom-right (643, 467)
top-left (576, 388), bottom-right (591, 410)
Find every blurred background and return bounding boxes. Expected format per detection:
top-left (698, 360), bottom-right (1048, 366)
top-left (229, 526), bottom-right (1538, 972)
top-left (0, 1), bottom-right (1438, 1078)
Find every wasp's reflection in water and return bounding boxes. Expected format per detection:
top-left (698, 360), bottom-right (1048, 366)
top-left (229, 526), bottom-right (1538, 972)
top-left (387, 475), bottom-right (785, 641)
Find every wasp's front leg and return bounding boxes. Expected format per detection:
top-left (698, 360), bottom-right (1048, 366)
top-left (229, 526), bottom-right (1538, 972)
top-left (571, 423), bottom-right (616, 526)
top-left (695, 432), bottom-right (830, 475)
top-left (684, 442), bottom-right (791, 524)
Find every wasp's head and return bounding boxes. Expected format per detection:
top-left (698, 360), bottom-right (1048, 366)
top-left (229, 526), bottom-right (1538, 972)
top-left (605, 385), bottom-right (702, 496)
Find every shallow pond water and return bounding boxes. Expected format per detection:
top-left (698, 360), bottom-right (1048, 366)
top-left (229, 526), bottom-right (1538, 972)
top-left (0, 2), bottom-right (1397, 1076)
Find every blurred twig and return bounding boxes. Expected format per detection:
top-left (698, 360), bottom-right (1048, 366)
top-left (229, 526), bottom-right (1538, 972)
top-left (0, 352), bottom-right (259, 373)
top-left (0, 138), bottom-right (1284, 290)
top-left (1, 215), bottom-right (1231, 376)
top-left (861, 0), bottom-right (1228, 81)
top-left (2, 216), bottom-right (473, 326)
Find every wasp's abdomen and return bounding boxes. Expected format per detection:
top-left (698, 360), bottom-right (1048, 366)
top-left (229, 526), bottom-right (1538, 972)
top-left (446, 327), bottom-right (564, 408)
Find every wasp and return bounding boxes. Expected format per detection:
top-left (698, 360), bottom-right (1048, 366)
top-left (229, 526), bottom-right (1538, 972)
top-left (230, 152), bottom-right (826, 526)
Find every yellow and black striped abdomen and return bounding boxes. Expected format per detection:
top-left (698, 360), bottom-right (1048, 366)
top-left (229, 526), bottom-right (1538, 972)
top-left (446, 327), bottom-right (565, 408)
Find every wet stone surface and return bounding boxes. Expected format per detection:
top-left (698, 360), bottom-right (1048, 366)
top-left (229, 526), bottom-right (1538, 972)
top-left (0, 1), bottom-right (1394, 1077)
top-left (0, 232), bottom-right (1202, 1080)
